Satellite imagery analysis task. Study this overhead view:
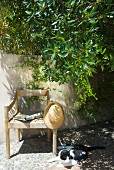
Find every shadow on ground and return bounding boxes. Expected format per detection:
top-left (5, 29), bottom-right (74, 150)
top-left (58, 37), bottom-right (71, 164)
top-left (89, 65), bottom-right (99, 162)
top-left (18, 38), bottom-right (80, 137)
top-left (18, 135), bottom-right (52, 154)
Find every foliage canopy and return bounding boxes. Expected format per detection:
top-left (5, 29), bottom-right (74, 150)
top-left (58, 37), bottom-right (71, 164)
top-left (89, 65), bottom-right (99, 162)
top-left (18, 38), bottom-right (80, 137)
top-left (0, 0), bottom-right (114, 102)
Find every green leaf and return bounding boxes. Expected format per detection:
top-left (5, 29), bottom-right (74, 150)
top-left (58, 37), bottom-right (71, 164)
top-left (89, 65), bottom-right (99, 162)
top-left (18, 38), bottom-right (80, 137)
top-left (67, 20), bottom-right (76, 24)
top-left (101, 65), bottom-right (104, 71)
top-left (87, 62), bottom-right (95, 65)
top-left (52, 21), bottom-right (58, 25)
top-left (101, 48), bottom-right (106, 55)
top-left (58, 52), bottom-right (68, 58)
top-left (43, 48), bottom-right (53, 53)
top-left (25, 11), bottom-right (32, 15)
top-left (88, 18), bottom-right (96, 24)
top-left (51, 53), bottom-right (56, 60)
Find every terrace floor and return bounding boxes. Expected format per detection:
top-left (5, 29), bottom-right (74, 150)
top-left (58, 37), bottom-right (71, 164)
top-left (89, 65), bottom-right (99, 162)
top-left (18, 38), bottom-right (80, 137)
top-left (0, 120), bottom-right (114, 170)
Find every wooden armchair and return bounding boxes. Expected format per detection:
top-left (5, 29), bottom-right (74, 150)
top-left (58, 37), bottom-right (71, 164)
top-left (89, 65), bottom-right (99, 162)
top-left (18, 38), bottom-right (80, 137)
top-left (4, 89), bottom-right (57, 159)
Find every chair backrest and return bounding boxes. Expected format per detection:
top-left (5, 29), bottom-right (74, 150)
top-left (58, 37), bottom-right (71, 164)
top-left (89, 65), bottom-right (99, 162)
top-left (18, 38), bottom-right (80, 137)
top-left (16, 89), bottom-right (49, 97)
top-left (15, 89), bottom-right (49, 113)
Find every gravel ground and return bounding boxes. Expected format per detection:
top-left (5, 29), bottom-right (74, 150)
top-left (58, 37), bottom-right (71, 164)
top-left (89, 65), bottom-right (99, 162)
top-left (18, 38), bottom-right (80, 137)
top-left (0, 120), bottom-right (114, 170)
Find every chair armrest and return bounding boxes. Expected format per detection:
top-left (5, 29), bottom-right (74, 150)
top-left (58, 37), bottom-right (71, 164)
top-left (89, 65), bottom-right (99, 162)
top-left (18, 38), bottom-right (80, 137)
top-left (4, 97), bottom-right (17, 112)
top-left (4, 96), bottom-right (17, 120)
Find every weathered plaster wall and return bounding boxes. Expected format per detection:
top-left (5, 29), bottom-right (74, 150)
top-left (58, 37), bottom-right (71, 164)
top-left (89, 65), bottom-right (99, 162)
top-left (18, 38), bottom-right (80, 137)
top-left (0, 53), bottom-right (33, 143)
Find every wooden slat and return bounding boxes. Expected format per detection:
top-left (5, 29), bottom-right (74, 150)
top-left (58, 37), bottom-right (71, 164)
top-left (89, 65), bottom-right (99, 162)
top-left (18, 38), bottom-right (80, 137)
top-left (8, 119), bottom-right (47, 129)
top-left (17, 89), bottom-right (49, 97)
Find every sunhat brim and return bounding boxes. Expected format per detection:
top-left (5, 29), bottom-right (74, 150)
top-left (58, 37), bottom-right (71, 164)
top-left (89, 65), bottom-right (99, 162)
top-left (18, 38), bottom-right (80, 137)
top-left (44, 101), bottom-right (64, 129)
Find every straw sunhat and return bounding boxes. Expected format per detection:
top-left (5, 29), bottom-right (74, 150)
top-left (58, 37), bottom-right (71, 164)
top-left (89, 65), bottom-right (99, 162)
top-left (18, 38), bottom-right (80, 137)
top-left (44, 101), bottom-right (64, 129)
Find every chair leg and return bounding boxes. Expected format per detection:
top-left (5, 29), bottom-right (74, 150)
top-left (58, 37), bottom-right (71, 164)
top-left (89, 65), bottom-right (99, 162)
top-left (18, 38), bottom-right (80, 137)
top-left (6, 127), bottom-right (10, 159)
top-left (5, 106), bottom-right (10, 158)
top-left (16, 129), bottom-right (20, 142)
top-left (47, 128), bottom-right (51, 142)
top-left (53, 129), bottom-right (57, 155)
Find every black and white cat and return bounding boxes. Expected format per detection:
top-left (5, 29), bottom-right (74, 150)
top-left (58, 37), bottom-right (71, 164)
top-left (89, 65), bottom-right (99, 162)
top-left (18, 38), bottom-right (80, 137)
top-left (48, 144), bottom-right (105, 167)
top-left (48, 149), bottom-right (79, 167)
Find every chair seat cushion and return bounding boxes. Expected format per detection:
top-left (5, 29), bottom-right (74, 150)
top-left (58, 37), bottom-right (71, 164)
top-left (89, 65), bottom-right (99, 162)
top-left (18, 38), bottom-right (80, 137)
top-left (13, 112), bottom-right (43, 121)
top-left (8, 112), bottom-right (47, 129)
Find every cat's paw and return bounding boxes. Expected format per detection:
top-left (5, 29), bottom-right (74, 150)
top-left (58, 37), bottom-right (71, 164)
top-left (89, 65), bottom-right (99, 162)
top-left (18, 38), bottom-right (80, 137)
top-left (57, 163), bottom-right (65, 167)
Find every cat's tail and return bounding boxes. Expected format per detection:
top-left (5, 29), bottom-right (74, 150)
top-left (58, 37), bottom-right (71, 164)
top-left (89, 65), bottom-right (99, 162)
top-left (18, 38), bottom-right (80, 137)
top-left (86, 145), bottom-right (106, 152)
